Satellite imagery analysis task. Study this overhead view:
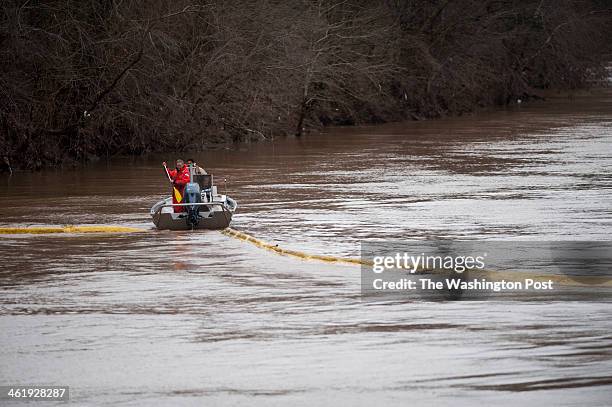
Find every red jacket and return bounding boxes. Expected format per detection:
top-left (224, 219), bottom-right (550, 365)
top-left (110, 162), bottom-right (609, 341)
top-left (168, 165), bottom-right (190, 188)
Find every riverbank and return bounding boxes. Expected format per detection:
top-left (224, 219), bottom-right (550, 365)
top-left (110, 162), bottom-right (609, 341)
top-left (2, 0), bottom-right (611, 171)
top-left (1, 85), bottom-right (608, 175)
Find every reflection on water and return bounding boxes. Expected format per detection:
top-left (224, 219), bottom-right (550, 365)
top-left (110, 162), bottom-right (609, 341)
top-left (1, 91), bottom-right (611, 405)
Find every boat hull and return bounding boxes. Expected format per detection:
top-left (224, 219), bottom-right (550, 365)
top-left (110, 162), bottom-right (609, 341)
top-left (152, 209), bottom-right (232, 230)
top-left (150, 196), bottom-right (237, 230)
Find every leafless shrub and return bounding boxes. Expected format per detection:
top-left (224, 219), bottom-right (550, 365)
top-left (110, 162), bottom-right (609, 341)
top-left (0, 0), bottom-right (610, 169)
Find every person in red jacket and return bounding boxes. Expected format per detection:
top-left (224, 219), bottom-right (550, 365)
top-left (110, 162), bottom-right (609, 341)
top-left (163, 159), bottom-right (190, 213)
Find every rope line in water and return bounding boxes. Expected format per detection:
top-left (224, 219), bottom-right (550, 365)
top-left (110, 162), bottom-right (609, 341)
top-left (0, 226), bottom-right (145, 234)
top-left (221, 228), bottom-right (611, 287)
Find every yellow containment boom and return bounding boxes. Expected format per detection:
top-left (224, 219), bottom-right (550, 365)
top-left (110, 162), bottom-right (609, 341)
top-left (221, 228), bottom-right (612, 287)
top-left (221, 228), bottom-right (367, 266)
top-left (0, 225), bottom-right (145, 234)
top-left (1, 225), bottom-right (609, 287)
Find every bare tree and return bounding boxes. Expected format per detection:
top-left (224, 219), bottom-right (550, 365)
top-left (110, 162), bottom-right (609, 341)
top-left (1, 0), bottom-right (610, 170)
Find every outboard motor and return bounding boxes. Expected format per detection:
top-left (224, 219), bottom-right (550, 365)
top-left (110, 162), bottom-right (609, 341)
top-left (183, 165), bottom-right (202, 229)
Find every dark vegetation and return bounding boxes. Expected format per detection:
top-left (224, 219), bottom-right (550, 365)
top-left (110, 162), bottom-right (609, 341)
top-left (1, 0), bottom-right (611, 170)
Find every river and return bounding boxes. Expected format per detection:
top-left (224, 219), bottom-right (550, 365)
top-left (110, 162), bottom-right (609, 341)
top-left (1, 90), bottom-right (611, 405)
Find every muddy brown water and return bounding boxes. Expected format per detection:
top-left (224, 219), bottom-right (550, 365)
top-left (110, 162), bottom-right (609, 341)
top-left (1, 90), bottom-right (611, 405)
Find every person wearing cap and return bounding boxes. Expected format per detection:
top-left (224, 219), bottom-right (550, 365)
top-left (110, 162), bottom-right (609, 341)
top-left (187, 158), bottom-right (207, 175)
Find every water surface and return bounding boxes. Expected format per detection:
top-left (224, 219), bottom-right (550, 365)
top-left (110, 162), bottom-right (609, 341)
top-left (1, 91), bottom-right (611, 405)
